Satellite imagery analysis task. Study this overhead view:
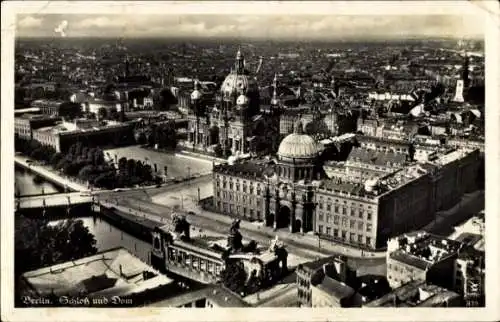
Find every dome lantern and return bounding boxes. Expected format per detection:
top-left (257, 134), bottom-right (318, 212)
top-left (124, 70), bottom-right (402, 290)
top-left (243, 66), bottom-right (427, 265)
top-left (235, 47), bottom-right (245, 74)
top-left (293, 120), bottom-right (304, 134)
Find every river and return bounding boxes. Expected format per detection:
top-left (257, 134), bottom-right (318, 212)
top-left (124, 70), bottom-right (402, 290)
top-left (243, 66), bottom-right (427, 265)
top-left (15, 168), bottom-right (152, 264)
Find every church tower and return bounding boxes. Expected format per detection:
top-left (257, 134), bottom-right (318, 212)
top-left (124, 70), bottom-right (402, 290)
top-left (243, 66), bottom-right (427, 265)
top-left (462, 55), bottom-right (470, 88)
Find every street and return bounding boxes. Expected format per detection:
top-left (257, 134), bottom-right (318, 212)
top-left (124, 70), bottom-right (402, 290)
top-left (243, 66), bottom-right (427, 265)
top-left (95, 190), bottom-right (387, 275)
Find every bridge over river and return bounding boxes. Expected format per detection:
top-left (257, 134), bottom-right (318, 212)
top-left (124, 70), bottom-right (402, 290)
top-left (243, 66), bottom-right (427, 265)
top-left (16, 192), bottom-right (93, 210)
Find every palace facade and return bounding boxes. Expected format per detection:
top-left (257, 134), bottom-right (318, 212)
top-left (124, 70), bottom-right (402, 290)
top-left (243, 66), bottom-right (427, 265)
top-left (212, 124), bottom-right (481, 250)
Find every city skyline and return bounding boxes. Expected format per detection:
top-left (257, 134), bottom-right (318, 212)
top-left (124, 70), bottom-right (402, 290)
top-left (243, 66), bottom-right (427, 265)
top-left (16, 14), bottom-right (484, 40)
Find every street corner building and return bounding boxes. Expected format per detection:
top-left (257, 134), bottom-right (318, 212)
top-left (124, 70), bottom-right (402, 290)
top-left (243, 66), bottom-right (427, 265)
top-left (385, 231), bottom-right (485, 306)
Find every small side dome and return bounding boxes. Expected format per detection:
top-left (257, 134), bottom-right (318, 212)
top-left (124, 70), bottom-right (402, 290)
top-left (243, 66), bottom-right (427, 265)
top-left (236, 94), bottom-right (249, 106)
top-left (191, 79), bottom-right (203, 101)
top-left (191, 90), bottom-right (202, 101)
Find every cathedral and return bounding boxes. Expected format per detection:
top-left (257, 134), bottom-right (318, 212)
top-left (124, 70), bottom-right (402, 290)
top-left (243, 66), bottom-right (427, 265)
top-left (185, 49), bottom-right (280, 157)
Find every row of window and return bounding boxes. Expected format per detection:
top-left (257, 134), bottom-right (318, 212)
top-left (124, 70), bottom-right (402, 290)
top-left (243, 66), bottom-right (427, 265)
top-left (216, 192), bottom-right (262, 207)
top-left (216, 179), bottom-right (262, 195)
top-left (276, 166), bottom-right (312, 179)
top-left (218, 201), bottom-right (262, 219)
top-left (318, 197), bottom-right (373, 209)
top-left (360, 142), bottom-right (408, 153)
top-left (317, 205), bottom-right (373, 220)
top-left (318, 214), bottom-right (373, 232)
top-left (317, 225), bottom-right (372, 245)
top-left (167, 248), bottom-right (222, 276)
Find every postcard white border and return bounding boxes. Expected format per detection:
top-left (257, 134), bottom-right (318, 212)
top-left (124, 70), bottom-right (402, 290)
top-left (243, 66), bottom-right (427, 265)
top-left (2, 1), bottom-right (499, 322)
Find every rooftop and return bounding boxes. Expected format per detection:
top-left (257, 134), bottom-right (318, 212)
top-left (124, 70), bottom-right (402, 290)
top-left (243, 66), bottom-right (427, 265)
top-left (298, 255), bottom-right (348, 273)
top-left (15, 113), bottom-right (59, 121)
top-left (320, 133), bottom-right (357, 145)
top-left (365, 280), bottom-right (460, 307)
top-left (213, 159), bottom-right (273, 179)
top-left (431, 148), bottom-right (477, 166)
top-left (313, 276), bottom-right (356, 300)
top-left (21, 247), bottom-right (173, 298)
top-left (34, 119), bottom-right (130, 136)
top-left (387, 231), bottom-right (463, 269)
top-left (148, 285), bottom-right (249, 307)
top-left (357, 135), bottom-right (412, 147)
top-left (347, 147), bottom-right (406, 168)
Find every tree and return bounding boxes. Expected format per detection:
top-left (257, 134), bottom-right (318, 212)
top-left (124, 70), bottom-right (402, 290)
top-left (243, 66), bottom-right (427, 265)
top-left (109, 107), bottom-right (119, 121)
top-left (15, 216), bottom-right (98, 276)
top-left (59, 102), bottom-right (83, 120)
top-left (220, 261), bottom-right (247, 295)
top-left (97, 107), bottom-right (108, 120)
top-left (78, 164), bottom-right (96, 181)
top-left (118, 157), bottom-right (128, 172)
top-left (214, 144), bottom-right (223, 157)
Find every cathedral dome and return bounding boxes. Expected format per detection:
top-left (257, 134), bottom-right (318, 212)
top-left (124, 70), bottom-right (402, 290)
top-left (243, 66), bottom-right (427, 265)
top-left (221, 73), bottom-right (250, 99)
top-left (220, 48), bottom-right (259, 101)
top-left (277, 120), bottom-right (320, 160)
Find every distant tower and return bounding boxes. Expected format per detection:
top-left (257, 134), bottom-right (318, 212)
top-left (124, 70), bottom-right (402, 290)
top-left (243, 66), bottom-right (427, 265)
top-left (124, 55), bottom-right (130, 78)
top-left (271, 73), bottom-right (279, 107)
top-left (462, 55), bottom-right (470, 88)
top-left (453, 79), bottom-right (465, 103)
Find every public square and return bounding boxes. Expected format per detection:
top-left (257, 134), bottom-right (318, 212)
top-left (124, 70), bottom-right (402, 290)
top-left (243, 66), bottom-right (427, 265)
top-left (104, 146), bottom-right (213, 178)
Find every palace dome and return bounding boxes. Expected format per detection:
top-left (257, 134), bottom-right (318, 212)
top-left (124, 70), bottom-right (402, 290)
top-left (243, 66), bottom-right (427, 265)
top-left (277, 120), bottom-right (320, 160)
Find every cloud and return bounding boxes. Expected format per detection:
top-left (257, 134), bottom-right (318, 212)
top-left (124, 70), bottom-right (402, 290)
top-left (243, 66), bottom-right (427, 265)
top-left (16, 14), bottom-right (484, 39)
top-left (18, 16), bottom-right (43, 28)
top-left (75, 16), bottom-right (127, 29)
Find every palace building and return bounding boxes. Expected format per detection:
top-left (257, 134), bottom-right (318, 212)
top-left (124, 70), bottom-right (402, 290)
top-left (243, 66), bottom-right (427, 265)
top-left (212, 123), bottom-right (481, 250)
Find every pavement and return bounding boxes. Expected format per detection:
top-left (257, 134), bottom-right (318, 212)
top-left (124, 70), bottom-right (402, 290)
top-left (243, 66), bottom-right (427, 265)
top-left (15, 156), bottom-right (90, 192)
top-left (104, 145), bottom-right (213, 178)
top-left (96, 191), bottom-right (386, 275)
top-left (244, 282), bottom-right (298, 307)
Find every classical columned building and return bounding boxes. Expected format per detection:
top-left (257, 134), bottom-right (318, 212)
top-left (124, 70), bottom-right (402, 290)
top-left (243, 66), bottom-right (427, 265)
top-left (264, 120), bottom-right (322, 233)
top-left (213, 120), bottom-right (322, 234)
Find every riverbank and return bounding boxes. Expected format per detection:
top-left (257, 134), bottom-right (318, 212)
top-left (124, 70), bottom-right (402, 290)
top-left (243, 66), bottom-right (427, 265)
top-left (15, 156), bottom-right (90, 192)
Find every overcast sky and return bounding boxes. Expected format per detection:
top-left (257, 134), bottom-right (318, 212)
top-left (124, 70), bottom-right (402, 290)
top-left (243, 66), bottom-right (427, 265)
top-left (16, 14), bottom-right (484, 40)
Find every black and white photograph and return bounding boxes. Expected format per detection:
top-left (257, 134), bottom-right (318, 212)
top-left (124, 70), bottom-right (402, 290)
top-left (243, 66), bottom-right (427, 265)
top-left (1, 1), bottom-right (499, 321)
